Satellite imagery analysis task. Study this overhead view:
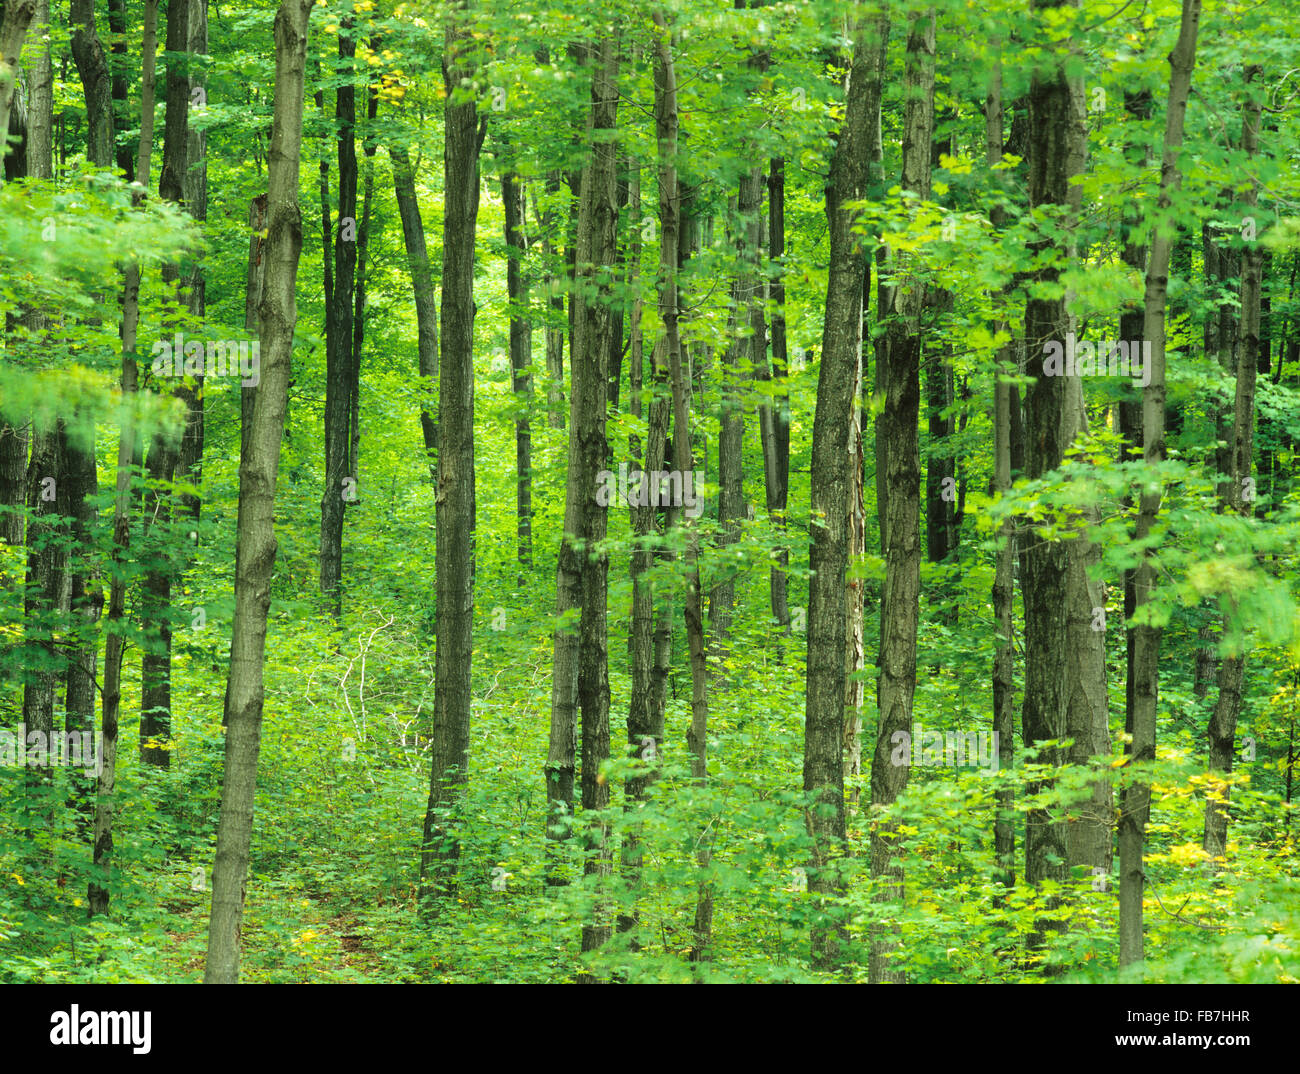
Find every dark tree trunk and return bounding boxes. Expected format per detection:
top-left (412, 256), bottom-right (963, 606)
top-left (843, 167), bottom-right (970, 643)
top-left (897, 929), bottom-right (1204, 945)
top-left (869, 8), bottom-right (928, 984)
top-left (1018, 0), bottom-right (1078, 957)
top-left (391, 143), bottom-right (439, 480)
top-left (319, 19), bottom-right (360, 615)
top-left (419, 3), bottom-right (481, 908)
top-left (502, 160), bottom-right (534, 572)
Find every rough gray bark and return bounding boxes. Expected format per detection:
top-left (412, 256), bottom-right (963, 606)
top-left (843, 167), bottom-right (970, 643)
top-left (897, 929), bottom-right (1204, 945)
top-left (418, 3), bottom-right (480, 908)
top-left (1120, 0), bottom-right (1200, 969)
top-left (203, 0), bottom-right (312, 982)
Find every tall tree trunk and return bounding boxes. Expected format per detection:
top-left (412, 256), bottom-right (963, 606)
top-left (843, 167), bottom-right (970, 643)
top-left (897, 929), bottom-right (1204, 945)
top-left (178, 0), bottom-right (208, 523)
top-left (418, 2), bottom-right (480, 907)
top-left (1120, 0), bottom-right (1200, 969)
top-left (710, 163), bottom-right (761, 663)
top-left (91, 0), bottom-right (158, 918)
top-left (573, 35), bottom-right (619, 960)
top-left (869, 7), bottom-right (929, 984)
top-left (540, 166), bottom-right (566, 429)
top-left (203, 0), bottom-right (312, 982)
top-left (502, 160), bottom-right (533, 572)
top-left (391, 142), bottom-right (439, 480)
top-left (139, 0), bottom-right (193, 766)
top-left (319, 17), bottom-right (360, 615)
top-left (1203, 64), bottom-right (1262, 863)
top-left (986, 55), bottom-right (1016, 891)
top-left (348, 79), bottom-right (376, 485)
top-left (1018, 0), bottom-right (1079, 958)
top-left (808, 8), bottom-right (889, 974)
top-left (760, 155), bottom-right (790, 634)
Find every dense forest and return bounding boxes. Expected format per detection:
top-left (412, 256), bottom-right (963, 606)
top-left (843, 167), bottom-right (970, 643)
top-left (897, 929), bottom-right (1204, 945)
top-left (0, 0), bottom-right (1298, 988)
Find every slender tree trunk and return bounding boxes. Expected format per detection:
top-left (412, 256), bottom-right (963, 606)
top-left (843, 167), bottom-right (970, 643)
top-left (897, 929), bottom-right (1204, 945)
top-left (987, 56), bottom-right (1016, 891)
top-left (391, 142), bottom-right (439, 479)
top-left (139, 0), bottom-right (194, 766)
top-left (319, 18), bottom-right (360, 615)
top-left (91, 0), bottom-right (157, 917)
top-left (808, 8), bottom-right (888, 974)
top-left (502, 160), bottom-right (533, 572)
top-left (203, 0), bottom-right (312, 982)
top-left (710, 164), bottom-right (761, 663)
top-left (1120, 0), bottom-right (1200, 969)
top-left (418, 3), bottom-right (480, 907)
top-left (760, 156), bottom-right (790, 634)
top-left (1204, 64), bottom-right (1262, 863)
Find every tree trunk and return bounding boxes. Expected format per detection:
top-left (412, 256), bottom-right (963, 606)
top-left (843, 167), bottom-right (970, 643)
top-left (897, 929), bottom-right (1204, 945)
top-left (987, 56), bottom-right (1016, 891)
top-left (1203, 64), bottom-right (1262, 863)
top-left (869, 7), bottom-right (929, 984)
top-left (203, 0), bottom-right (312, 982)
top-left (1120, 0), bottom-right (1200, 970)
top-left (573, 36), bottom-right (619, 960)
top-left (1018, 0), bottom-right (1078, 957)
top-left (91, 0), bottom-right (158, 918)
top-left (319, 18), bottom-right (360, 615)
top-left (502, 160), bottom-right (534, 572)
top-left (760, 155), bottom-right (790, 634)
top-left (390, 142), bottom-right (439, 480)
top-left (418, 3), bottom-right (480, 908)
top-left (809, 9), bottom-right (890, 974)
top-left (0, 0), bottom-right (36, 148)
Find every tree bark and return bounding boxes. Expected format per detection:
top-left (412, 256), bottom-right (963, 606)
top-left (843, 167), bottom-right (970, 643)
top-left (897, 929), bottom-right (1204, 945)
top-left (1019, 0), bottom-right (1079, 957)
top-left (418, 2), bottom-right (480, 908)
top-left (91, 0), bottom-right (158, 917)
top-left (868, 7), bottom-right (929, 984)
top-left (502, 159), bottom-right (533, 572)
top-left (1203, 64), bottom-right (1262, 863)
top-left (807, 8), bottom-right (889, 973)
top-left (0, 0), bottom-right (36, 151)
top-left (1120, 0), bottom-right (1200, 970)
top-left (390, 142), bottom-right (439, 480)
top-left (203, 0), bottom-right (312, 982)
top-left (319, 17), bottom-right (360, 615)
